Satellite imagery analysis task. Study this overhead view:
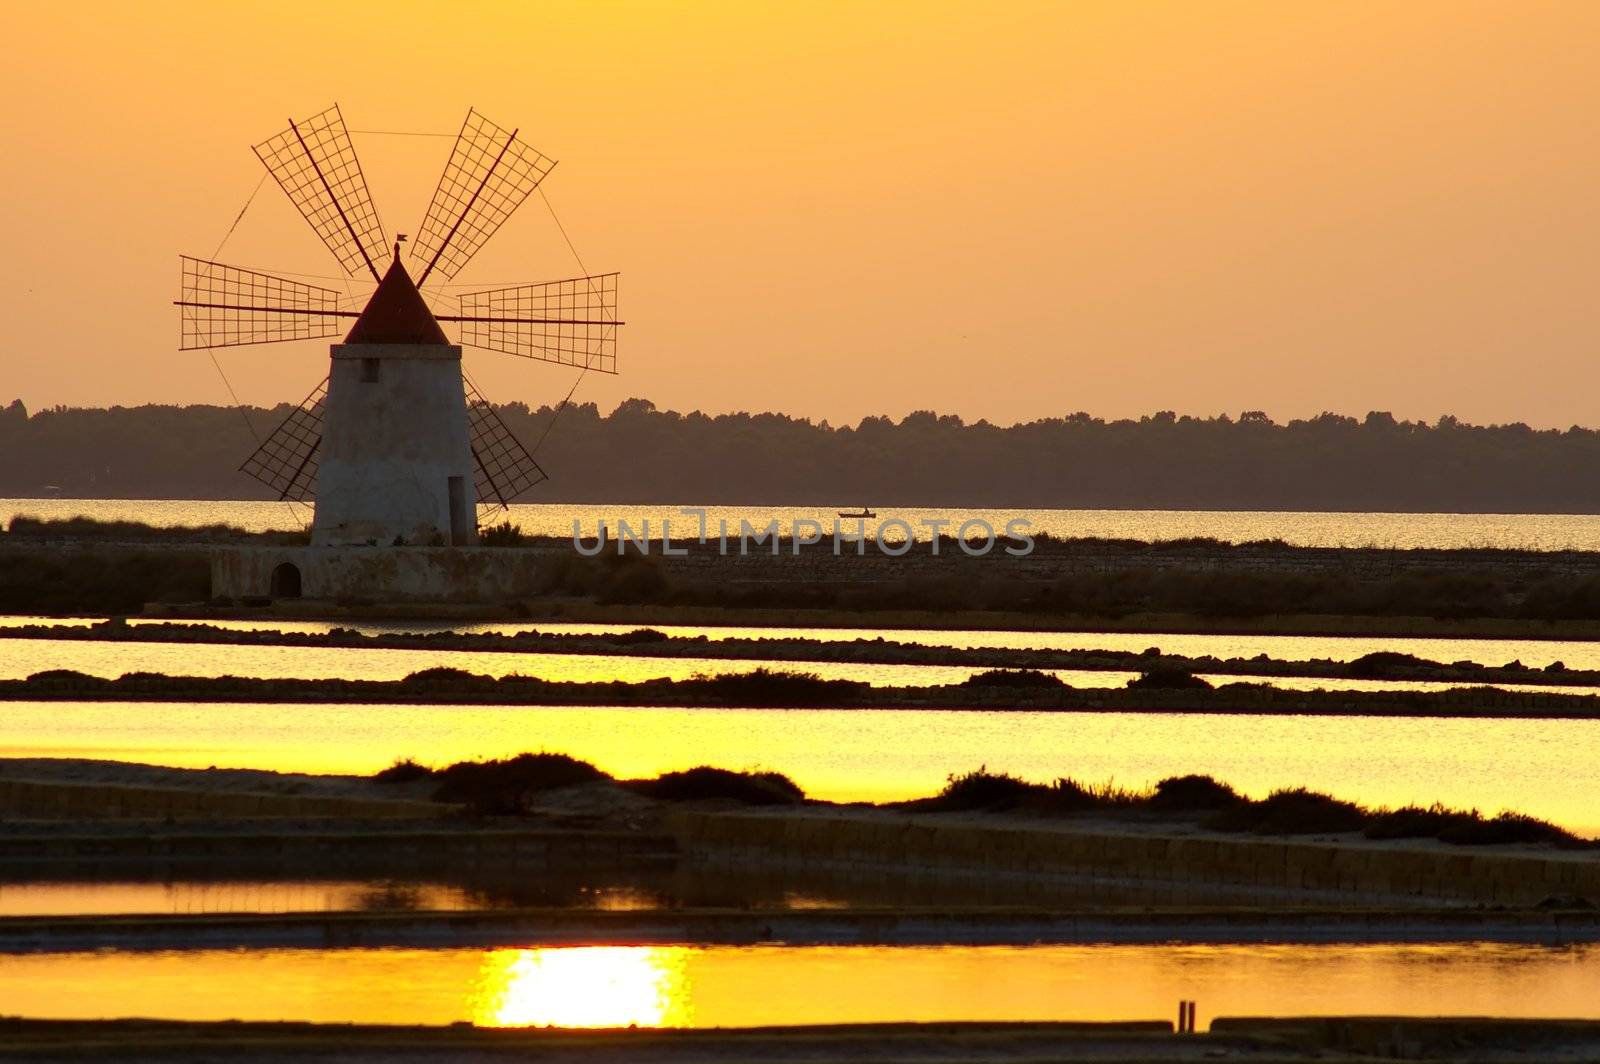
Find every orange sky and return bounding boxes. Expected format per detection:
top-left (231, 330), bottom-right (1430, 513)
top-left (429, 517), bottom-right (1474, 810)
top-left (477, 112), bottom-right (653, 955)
top-left (2, 2), bottom-right (1597, 427)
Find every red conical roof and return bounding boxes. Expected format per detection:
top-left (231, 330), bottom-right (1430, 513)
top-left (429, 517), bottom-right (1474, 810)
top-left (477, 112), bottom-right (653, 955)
top-left (344, 255), bottom-right (449, 345)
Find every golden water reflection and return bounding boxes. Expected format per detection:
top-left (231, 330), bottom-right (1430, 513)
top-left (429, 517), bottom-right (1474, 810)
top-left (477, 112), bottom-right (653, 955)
top-left (4, 701), bottom-right (1597, 835)
top-left (469, 947), bottom-right (693, 1028)
top-left (0, 944), bottom-right (1596, 1028)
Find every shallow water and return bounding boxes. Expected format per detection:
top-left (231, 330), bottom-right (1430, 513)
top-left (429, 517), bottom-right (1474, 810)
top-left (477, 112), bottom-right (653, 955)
top-left (3, 701), bottom-right (1595, 834)
top-left (12, 498), bottom-right (1600, 550)
top-left (2, 942), bottom-right (1594, 1027)
top-left (9, 615), bottom-right (1599, 672)
top-left (0, 632), bottom-right (1585, 696)
top-left (0, 637), bottom-right (1031, 688)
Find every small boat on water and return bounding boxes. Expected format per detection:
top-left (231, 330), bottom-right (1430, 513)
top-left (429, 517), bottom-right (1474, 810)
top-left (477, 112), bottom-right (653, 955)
top-left (837, 507), bottom-right (876, 519)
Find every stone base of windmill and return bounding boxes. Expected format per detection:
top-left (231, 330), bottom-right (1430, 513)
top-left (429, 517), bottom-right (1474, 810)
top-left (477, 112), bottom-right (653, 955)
top-left (210, 546), bottom-right (556, 605)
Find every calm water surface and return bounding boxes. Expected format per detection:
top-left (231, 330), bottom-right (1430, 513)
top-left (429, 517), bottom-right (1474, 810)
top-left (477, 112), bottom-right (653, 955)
top-left (3, 702), bottom-right (1595, 834)
top-left (2, 943), bottom-right (1594, 1027)
top-left (10, 636), bottom-right (1580, 694)
top-left (11, 499), bottom-right (1600, 550)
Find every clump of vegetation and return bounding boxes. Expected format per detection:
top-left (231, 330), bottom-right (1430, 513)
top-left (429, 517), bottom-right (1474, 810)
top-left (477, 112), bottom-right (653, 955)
top-left (431, 752), bottom-right (610, 815)
top-left (921, 769), bottom-right (1136, 814)
top-left (689, 668), bottom-right (866, 706)
top-left (929, 768), bottom-right (1044, 811)
top-left (624, 766), bottom-right (804, 806)
top-left (478, 520), bottom-right (530, 546)
top-left (959, 669), bottom-right (1066, 689)
top-left (1348, 651), bottom-right (1438, 678)
top-left (1147, 774), bottom-right (1245, 812)
top-left (1207, 788), bottom-right (1368, 835)
top-left (0, 549), bottom-right (211, 614)
top-left (373, 758), bottom-right (434, 784)
top-left (608, 628), bottom-right (672, 645)
top-left (1364, 804), bottom-right (1579, 847)
top-left (1127, 669), bottom-right (1213, 690)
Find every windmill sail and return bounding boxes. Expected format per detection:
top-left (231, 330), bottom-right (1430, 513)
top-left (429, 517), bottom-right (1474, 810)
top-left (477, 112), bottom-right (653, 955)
top-left (412, 109), bottom-right (556, 285)
top-left (465, 380), bottom-right (548, 508)
top-left (239, 378), bottom-right (327, 502)
top-left (254, 104), bottom-right (389, 281)
top-left (443, 273), bottom-right (618, 373)
top-left (177, 257), bottom-right (352, 350)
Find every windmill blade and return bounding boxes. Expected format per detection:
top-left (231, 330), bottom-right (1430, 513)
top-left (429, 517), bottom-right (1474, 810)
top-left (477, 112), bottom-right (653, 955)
top-left (254, 104), bottom-right (388, 281)
top-left (412, 109), bottom-right (557, 286)
top-left (176, 256), bottom-right (356, 350)
top-left (240, 378), bottom-right (327, 502)
top-left (440, 273), bottom-right (619, 374)
top-left (465, 379), bottom-right (548, 508)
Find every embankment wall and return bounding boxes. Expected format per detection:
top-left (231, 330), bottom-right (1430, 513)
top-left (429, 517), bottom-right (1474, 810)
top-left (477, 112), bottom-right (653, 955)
top-left (667, 810), bottom-right (1600, 906)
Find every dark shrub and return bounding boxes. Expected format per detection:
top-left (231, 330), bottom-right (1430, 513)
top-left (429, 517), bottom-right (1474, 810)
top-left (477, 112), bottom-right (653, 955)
top-left (1208, 788), bottom-right (1366, 835)
top-left (374, 758), bottom-right (434, 784)
top-left (1348, 651), bottom-right (1435, 678)
top-left (432, 753), bottom-right (609, 814)
top-left (960, 669), bottom-right (1065, 689)
top-left (928, 768), bottom-right (1045, 811)
top-left (479, 520), bottom-right (529, 546)
top-left (610, 628), bottom-right (671, 645)
top-left (1363, 803), bottom-right (1470, 839)
top-left (1365, 804), bottom-right (1581, 847)
top-left (691, 668), bottom-right (865, 706)
top-left (1127, 669), bottom-right (1213, 690)
top-left (1148, 774), bottom-right (1244, 812)
top-left (1438, 812), bottom-right (1579, 848)
top-left (1047, 777), bottom-right (1116, 812)
top-left (626, 766), bottom-right (803, 806)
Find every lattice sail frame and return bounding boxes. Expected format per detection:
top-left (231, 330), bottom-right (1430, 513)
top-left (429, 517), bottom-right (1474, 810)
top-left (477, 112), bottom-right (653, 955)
top-left (449, 273), bottom-right (618, 373)
top-left (239, 379), bottom-right (327, 502)
top-left (178, 258), bottom-right (350, 351)
top-left (254, 104), bottom-right (389, 280)
top-left (412, 109), bottom-right (557, 285)
top-left (466, 380), bottom-right (548, 509)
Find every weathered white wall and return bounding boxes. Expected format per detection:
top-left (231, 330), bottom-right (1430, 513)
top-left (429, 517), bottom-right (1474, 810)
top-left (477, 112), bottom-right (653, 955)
top-left (312, 343), bottom-right (477, 548)
top-left (211, 546), bottom-right (557, 602)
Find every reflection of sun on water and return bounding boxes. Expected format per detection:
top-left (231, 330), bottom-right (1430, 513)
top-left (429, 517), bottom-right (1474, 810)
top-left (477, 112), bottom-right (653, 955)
top-left (469, 946), bottom-right (693, 1028)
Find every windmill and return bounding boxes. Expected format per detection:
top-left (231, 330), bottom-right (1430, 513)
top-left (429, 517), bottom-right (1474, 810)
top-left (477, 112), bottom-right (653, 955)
top-left (176, 105), bottom-right (621, 547)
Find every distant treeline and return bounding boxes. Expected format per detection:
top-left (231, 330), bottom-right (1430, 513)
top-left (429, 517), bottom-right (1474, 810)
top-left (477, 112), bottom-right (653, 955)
top-left (4, 396), bottom-right (1600, 511)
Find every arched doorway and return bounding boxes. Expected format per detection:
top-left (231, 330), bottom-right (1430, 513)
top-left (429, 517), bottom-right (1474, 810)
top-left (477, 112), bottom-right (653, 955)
top-left (270, 562), bottom-right (302, 599)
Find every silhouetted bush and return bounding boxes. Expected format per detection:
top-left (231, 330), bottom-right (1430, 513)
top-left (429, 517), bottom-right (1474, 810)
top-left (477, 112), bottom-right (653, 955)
top-left (432, 753), bottom-right (609, 814)
top-left (1349, 651), bottom-right (1436, 678)
top-left (929, 768), bottom-right (1045, 811)
top-left (373, 758), bottom-right (434, 784)
top-left (0, 549), bottom-right (211, 614)
top-left (625, 766), bottom-right (803, 806)
top-left (479, 520), bottom-right (529, 546)
top-left (959, 669), bottom-right (1066, 688)
top-left (609, 628), bottom-right (671, 645)
top-left (1437, 812), bottom-right (1579, 848)
top-left (1207, 788), bottom-right (1367, 835)
top-left (689, 668), bottom-right (866, 706)
top-left (1147, 774), bottom-right (1245, 812)
top-left (1127, 669), bottom-right (1213, 690)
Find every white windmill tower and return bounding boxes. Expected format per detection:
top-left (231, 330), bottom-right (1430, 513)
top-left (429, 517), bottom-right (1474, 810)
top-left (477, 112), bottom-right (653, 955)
top-left (177, 105), bottom-right (622, 552)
